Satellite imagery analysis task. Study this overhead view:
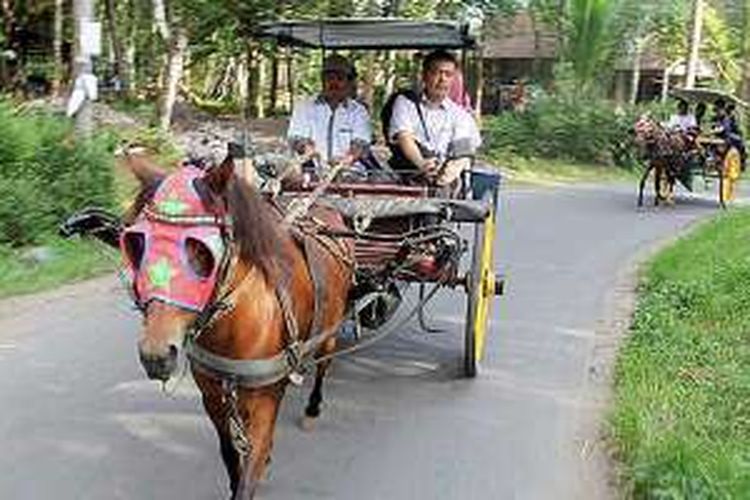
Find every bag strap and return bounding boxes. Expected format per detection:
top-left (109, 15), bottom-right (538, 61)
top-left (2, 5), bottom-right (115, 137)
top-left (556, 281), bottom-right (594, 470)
top-left (408, 92), bottom-right (431, 145)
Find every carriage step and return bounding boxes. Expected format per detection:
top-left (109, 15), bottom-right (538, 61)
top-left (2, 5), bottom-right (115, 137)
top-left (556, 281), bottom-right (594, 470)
top-left (494, 275), bottom-right (505, 296)
top-left (454, 273), bottom-right (505, 296)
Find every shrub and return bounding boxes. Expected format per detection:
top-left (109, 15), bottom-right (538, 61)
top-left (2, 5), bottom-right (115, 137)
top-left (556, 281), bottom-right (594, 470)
top-left (0, 99), bottom-right (116, 246)
top-left (483, 94), bottom-right (671, 168)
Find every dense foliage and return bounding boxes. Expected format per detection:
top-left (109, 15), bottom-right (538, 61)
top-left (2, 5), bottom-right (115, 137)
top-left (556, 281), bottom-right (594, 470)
top-left (0, 101), bottom-right (116, 246)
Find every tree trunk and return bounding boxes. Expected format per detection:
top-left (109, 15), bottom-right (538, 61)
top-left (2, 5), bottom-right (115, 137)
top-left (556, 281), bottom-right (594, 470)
top-left (630, 39), bottom-right (643, 104)
top-left (245, 42), bottom-right (262, 119)
top-left (51, 0), bottom-right (64, 95)
top-left (530, 10), bottom-right (541, 79)
top-left (105, 0), bottom-right (128, 94)
top-left (152, 0), bottom-right (169, 40)
top-left (555, 0), bottom-right (565, 62)
top-left (287, 47), bottom-right (294, 114)
top-left (73, 0), bottom-right (95, 137)
top-left (1, 0), bottom-right (17, 89)
top-left (125, 0), bottom-right (137, 93)
top-left (740, 0), bottom-right (750, 102)
top-left (384, 51), bottom-right (396, 96)
top-left (360, 0), bottom-right (379, 110)
top-left (159, 26), bottom-right (187, 131)
top-left (685, 0), bottom-right (704, 89)
top-left (255, 54), bottom-right (266, 119)
top-left (269, 50), bottom-right (279, 116)
top-left (237, 57), bottom-right (248, 104)
top-left (362, 52), bottom-right (377, 110)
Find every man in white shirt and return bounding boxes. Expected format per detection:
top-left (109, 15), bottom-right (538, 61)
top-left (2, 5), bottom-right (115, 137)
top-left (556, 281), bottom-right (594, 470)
top-left (665, 99), bottom-right (698, 133)
top-left (287, 55), bottom-right (372, 175)
top-left (388, 50), bottom-right (481, 186)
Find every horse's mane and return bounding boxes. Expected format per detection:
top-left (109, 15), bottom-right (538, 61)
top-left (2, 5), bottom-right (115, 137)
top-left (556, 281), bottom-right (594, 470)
top-left (224, 177), bottom-right (285, 280)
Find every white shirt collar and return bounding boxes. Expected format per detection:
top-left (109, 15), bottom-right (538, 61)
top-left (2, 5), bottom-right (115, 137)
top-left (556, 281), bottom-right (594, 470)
top-left (420, 93), bottom-right (449, 110)
top-left (315, 95), bottom-right (351, 109)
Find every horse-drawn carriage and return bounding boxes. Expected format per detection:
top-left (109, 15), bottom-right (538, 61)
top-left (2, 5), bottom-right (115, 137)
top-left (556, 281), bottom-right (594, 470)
top-left (254, 17), bottom-right (501, 377)
top-left (636, 87), bottom-right (746, 208)
top-left (61, 18), bottom-right (504, 499)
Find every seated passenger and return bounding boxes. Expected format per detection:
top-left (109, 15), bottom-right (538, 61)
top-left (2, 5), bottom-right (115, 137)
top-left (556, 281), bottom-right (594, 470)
top-left (666, 99), bottom-right (697, 134)
top-left (725, 103), bottom-right (747, 169)
top-left (287, 55), bottom-right (372, 180)
top-left (387, 50), bottom-right (481, 189)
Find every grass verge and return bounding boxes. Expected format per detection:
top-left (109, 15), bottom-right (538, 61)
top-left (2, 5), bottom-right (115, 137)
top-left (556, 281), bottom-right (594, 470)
top-left (485, 152), bottom-right (638, 185)
top-left (610, 209), bottom-right (750, 498)
top-left (0, 238), bottom-right (117, 299)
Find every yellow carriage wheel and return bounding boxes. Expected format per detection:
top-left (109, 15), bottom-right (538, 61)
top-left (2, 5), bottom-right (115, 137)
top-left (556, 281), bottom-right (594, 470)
top-left (464, 207), bottom-right (497, 378)
top-left (720, 147), bottom-right (741, 207)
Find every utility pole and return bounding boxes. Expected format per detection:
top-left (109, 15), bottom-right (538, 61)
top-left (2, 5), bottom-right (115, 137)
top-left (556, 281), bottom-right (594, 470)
top-left (72, 0), bottom-right (95, 137)
top-left (686, 0), bottom-right (703, 89)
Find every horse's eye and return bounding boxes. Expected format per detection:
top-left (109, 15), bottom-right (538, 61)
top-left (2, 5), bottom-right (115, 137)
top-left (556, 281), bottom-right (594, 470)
top-left (122, 232), bottom-right (146, 270)
top-left (186, 238), bottom-right (215, 279)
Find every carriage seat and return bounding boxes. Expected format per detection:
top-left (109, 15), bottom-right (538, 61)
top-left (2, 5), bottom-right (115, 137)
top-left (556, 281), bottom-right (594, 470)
top-left (318, 196), bottom-right (491, 229)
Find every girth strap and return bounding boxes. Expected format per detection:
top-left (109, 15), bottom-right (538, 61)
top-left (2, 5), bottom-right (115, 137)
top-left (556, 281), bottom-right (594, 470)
top-left (184, 214), bottom-right (351, 388)
top-left (185, 327), bottom-right (333, 388)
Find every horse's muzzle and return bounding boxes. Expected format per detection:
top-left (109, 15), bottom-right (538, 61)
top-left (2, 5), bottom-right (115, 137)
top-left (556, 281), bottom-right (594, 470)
top-left (139, 344), bottom-right (179, 381)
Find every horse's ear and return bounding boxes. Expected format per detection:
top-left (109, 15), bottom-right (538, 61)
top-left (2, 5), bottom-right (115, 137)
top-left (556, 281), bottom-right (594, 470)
top-left (119, 148), bottom-right (166, 187)
top-left (205, 155), bottom-right (235, 195)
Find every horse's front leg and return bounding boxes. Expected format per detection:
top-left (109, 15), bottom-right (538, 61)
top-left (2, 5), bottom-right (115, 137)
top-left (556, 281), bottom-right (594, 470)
top-left (194, 374), bottom-right (242, 496)
top-left (638, 163), bottom-right (652, 207)
top-left (233, 387), bottom-right (285, 500)
top-left (302, 336), bottom-right (336, 431)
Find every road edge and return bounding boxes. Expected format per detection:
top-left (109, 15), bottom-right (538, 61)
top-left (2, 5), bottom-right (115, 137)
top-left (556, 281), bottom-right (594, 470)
top-left (579, 213), bottom-right (714, 500)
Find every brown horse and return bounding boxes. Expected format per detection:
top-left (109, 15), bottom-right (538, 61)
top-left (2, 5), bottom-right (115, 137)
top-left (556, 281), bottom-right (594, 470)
top-left (120, 150), bottom-right (353, 499)
top-left (634, 115), bottom-right (692, 207)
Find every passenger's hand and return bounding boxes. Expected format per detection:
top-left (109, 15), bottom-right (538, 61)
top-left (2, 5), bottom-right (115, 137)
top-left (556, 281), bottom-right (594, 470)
top-left (420, 158), bottom-right (439, 176)
top-left (301, 142), bottom-right (317, 158)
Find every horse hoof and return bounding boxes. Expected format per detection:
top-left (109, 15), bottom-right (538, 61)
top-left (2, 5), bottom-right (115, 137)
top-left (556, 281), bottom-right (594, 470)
top-left (260, 457), bottom-right (272, 482)
top-left (300, 416), bottom-right (316, 432)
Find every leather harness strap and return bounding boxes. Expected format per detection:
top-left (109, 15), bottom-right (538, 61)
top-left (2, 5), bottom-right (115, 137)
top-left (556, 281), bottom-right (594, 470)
top-left (184, 209), bottom-right (353, 388)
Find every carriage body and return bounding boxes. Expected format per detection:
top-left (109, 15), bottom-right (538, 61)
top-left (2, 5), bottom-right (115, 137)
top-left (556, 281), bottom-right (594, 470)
top-left (278, 165), bottom-right (503, 377)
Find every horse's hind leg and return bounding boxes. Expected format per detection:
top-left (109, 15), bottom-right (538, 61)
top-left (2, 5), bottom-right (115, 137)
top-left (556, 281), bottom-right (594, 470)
top-left (302, 336), bottom-right (336, 431)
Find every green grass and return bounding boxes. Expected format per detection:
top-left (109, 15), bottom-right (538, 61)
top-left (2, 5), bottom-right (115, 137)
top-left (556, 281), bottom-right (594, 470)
top-left (611, 209), bottom-right (750, 499)
top-left (485, 152), bottom-right (638, 185)
top-left (0, 238), bottom-right (117, 299)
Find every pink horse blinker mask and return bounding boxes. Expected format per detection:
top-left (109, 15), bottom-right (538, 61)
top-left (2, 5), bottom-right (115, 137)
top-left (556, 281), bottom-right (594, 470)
top-left (120, 165), bottom-right (228, 313)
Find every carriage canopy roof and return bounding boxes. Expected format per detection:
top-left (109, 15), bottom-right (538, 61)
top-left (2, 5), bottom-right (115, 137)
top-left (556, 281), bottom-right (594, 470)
top-left (255, 18), bottom-right (476, 50)
top-left (670, 87), bottom-right (749, 108)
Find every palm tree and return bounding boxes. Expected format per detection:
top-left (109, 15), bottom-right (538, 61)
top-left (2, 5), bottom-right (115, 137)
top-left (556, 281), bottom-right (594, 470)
top-left (565, 0), bottom-right (620, 90)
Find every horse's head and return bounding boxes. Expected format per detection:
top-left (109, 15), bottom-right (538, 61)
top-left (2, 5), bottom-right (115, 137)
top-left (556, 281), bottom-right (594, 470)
top-left (120, 152), bottom-right (236, 381)
top-left (633, 114), bottom-right (660, 145)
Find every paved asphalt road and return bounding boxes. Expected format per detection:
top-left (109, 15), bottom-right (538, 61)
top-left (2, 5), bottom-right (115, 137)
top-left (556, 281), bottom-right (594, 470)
top-left (0, 183), bottom-right (729, 500)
